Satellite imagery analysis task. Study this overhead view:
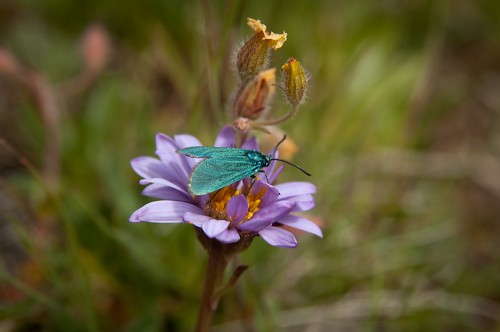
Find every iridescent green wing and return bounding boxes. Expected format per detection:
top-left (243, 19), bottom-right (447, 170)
top-left (188, 155), bottom-right (260, 195)
top-left (177, 146), bottom-right (247, 158)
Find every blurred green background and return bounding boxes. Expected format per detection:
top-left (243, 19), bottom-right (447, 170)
top-left (1, 0), bottom-right (500, 331)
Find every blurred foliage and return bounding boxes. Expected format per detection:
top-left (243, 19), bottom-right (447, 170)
top-left (1, 0), bottom-right (500, 331)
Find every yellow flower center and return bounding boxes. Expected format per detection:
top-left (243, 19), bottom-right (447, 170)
top-left (203, 184), bottom-right (268, 227)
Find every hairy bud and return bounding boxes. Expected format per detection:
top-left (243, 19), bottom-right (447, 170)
top-left (236, 18), bottom-right (287, 82)
top-left (281, 57), bottom-right (308, 106)
top-left (234, 68), bottom-right (275, 120)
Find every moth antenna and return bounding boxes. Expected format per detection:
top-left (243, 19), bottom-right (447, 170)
top-left (270, 135), bottom-right (287, 157)
top-left (270, 158), bottom-right (312, 176)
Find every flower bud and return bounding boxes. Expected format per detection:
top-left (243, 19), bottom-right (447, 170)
top-left (281, 57), bottom-right (308, 106)
top-left (246, 18), bottom-right (287, 50)
top-left (234, 68), bottom-right (275, 120)
top-left (0, 48), bottom-right (20, 77)
top-left (236, 18), bottom-right (287, 82)
top-left (81, 24), bottom-right (110, 74)
top-left (232, 117), bottom-right (250, 132)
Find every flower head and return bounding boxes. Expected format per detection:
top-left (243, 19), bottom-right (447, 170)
top-left (246, 18), bottom-right (287, 50)
top-left (236, 18), bottom-right (287, 82)
top-left (130, 126), bottom-right (321, 248)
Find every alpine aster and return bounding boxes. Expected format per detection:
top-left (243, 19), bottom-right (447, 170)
top-left (130, 126), bottom-right (321, 248)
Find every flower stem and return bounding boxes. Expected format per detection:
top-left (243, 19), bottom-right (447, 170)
top-left (195, 251), bottom-right (229, 332)
top-left (251, 105), bottom-right (298, 127)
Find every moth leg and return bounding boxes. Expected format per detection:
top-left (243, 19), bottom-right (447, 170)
top-left (206, 188), bottom-right (223, 204)
top-left (246, 175), bottom-right (257, 196)
top-left (246, 171), bottom-right (269, 196)
top-left (255, 170), bottom-right (270, 184)
top-left (263, 171), bottom-right (270, 184)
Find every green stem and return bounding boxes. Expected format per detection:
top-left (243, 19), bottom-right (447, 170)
top-left (195, 251), bottom-right (229, 332)
top-left (251, 105), bottom-right (298, 127)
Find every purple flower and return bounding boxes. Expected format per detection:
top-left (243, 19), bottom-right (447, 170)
top-left (129, 126), bottom-right (322, 248)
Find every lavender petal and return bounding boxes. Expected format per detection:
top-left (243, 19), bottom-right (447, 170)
top-left (155, 133), bottom-right (190, 184)
top-left (174, 134), bottom-right (202, 149)
top-left (155, 133), bottom-right (180, 153)
top-left (184, 212), bottom-right (211, 227)
top-left (267, 164), bottom-right (284, 184)
top-left (283, 194), bottom-right (316, 212)
top-left (259, 226), bottom-right (298, 248)
top-left (130, 201), bottom-right (201, 223)
top-left (226, 194), bottom-right (248, 223)
top-left (141, 183), bottom-right (193, 202)
top-left (174, 134), bottom-right (202, 168)
top-left (215, 228), bottom-right (241, 243)
top-left (251, 181), bottom-right (279, 208)
top-left (131, 156), bottom-right (169, 179)
top-left (279, 215), bottom-right (323, 237)
top-left (275, 182), bottom-right (316, 198)
top-left (239, 201), bottom-right (296, 232)
top-left (241, 137), bottom-right (258, 150)
top-left (139, 178), bottom-right (188, 195)
top-left (202, 219), bottom-right (230, 238)
top-left (214, 126), bottom-right (236, 147)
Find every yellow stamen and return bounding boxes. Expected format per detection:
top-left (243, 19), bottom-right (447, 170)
top-left (245, 185), bottom-right (267, 220)
top-left (204, 186), bottom-right (238, 220)
top-left (203, 184), bottom-right (268, 226)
